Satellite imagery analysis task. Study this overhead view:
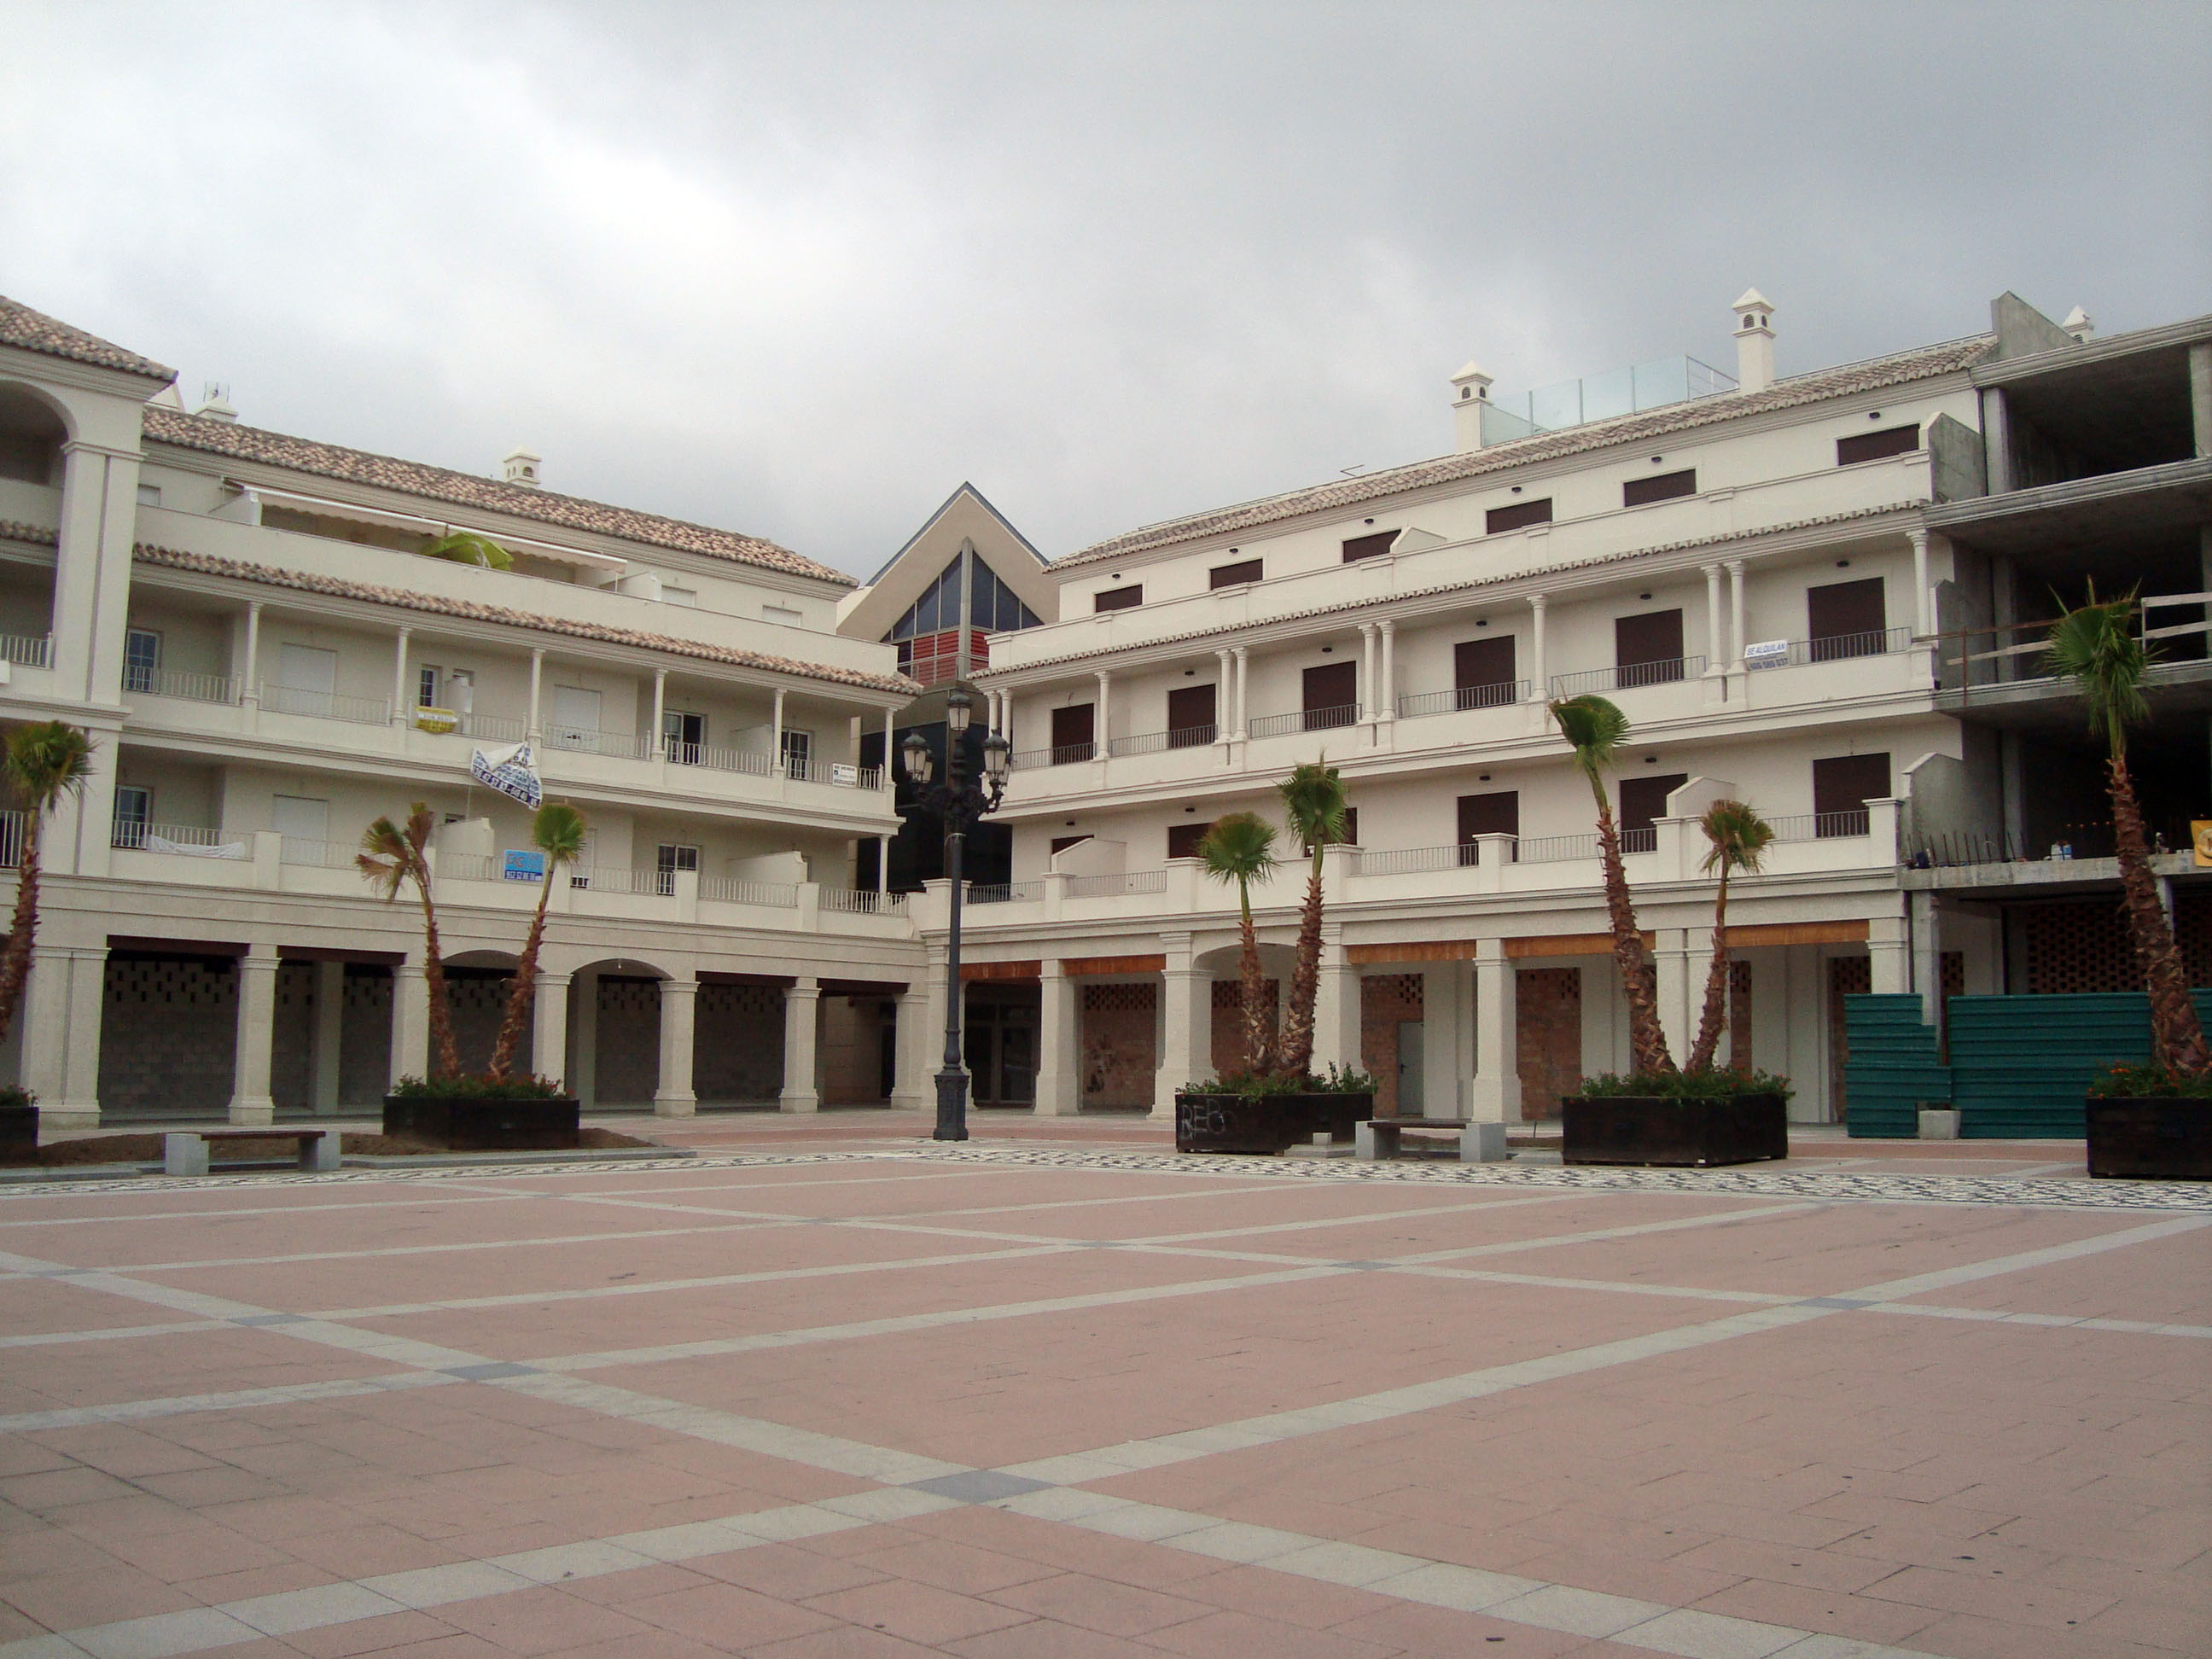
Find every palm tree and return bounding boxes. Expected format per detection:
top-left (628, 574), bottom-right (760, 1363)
top-left (1687, 800), bottom-right (1774, 1074)
top-left (0, 723), bottom-right (94, 1045)
top-left (1275, 760), bottom-right (1349, 1080)
top-left (357, 804), bottom-right (462, 1078)
top-left (1198, 812), bottom-right (1278, 1077)
top-left (2046, 591), bottom-right (2209, 1074)
top-left (1551, 695), bottom-right (1675, 1075)
top-left (488, 803), bottom-right (587, 1083)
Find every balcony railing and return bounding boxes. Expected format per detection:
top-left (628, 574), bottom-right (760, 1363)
top-left (0, 634), bottom-right (51, 669)
top-left (1549, 658), bottom-right (1706, 697)
top-left (454, 711), bottom-right (528, 741)
top-left (0, 809), bottom-right (24, 867)
top-left (1108, 725), bottom-right (1217, 757)
top-left (819, 888), bottom-right (906, 914)
top-left (1249, 704), bottom-right (1359, 738)
top-left (545, 725), bottom-right (655, 760)
top-left (128, 667), bottom-right (237, 703)
top-left (1010, 742), bottom-right (1096, 770)
top-left (1749, 626), bottom-right (1913, 668)
top-left (441, 853), bottom-right (500, 883)
top-left (279, 836), bottom-right (360, 869)
top-left (113, 820), bottom-right (232, 852)
top-left (699, 875), bottom-right (801, 908)
top-left (1396, 681), bottom-right (1528, 719)
top-left (1355, 843), bottom-right (1485, 876)
top-left (967, 880), bottom-right (1044, 905)
top-left (1766, 809), bottom-right (1872, 841)
top-left (260, 683), bottom-right (392, 725)
top-left (1065, 870), bottom-right (1169, 898)
top-left (667, 740), bottom-right (776, 777)
top-left (1515, 832), bottom-right (1601, 864)
top-left (781, 755), bottom-right (883, 789)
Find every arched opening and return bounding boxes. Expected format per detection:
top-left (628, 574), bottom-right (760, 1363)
top-left (0, 381), bottom-right (66, 486)
top-left (562, 956), bottom-right (673, 1109)
top-left (441, 949), bottom-right (525, 1078)
top-left (0, 381), bottom-right (67, 651)
top-left (1196, 942), bottom-right (1295, 1080)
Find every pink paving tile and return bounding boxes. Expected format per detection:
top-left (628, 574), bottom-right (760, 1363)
top-left (1687, 1575), bottom-right (1947, 1647)
top-left (943, 1623), bottom-right (1172, 1659)
top-left (1890, 1228), bottom-right (2212, 1325)
top-left (984, 1571), bottom-right (1217, 1636)
top-left (437, 1583), bottom-right (664, 1653)
top-left (687, 1543), bottom-right (892, 1600)
top-left (1168, 1563), bottom-right (1403, 1628)
top-left (1327, 1597), bottom-right (1622, 1656)
top-left (1141, 1606), bottom-right (1403, 1658)
top-left (742, 1626), bottom-right (947, 1659)
top-left (802, 1577), bottom-right (1033, 1643)
top-left (626, 1579), bottom-right (844, 1645)
top-left (842, 1534), bottom-right (1058, 1594)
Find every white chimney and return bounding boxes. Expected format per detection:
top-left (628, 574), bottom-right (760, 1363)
top-left (2063, 306), bottom-right (2095, 343)
top-left (1732, 289), bottom-right (1776, 394)
top-left (503, 448), bottom-right (542, 488)
top-left (194, 381), bottom-right (238, 422)
top-left (1449, 360), bottom-right (1494, 452)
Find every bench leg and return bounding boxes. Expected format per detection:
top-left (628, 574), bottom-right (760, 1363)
top-left (163, 1134), bottom-right (209, 1178)
top-left (1459, 1122), bottom-right (1510, 1163)
top-left (303, 1138), bottom-right (341, 1173)
top-left (1354, 1122), bottom-right (1380, 1161)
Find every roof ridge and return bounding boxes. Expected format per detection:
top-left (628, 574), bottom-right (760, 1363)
top-left (132, 540), bottom-right (917, 697)
top-left (1057, 334), bottom-right (1991, 568)
top-left (141, 405), bottom-right (853, 587)
top-left (0, 294), bottom-right (176, 382)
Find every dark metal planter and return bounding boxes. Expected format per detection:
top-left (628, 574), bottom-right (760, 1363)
top-left (1176, 1091), bottom-right (1374, 1155)
top-left (0, 1105), bottom-right (35, 1161)
top-left (382, 1095), bottom-right (581, 1150)
top-left (1563, 1092), bottom-right (1788, 1167)
top-left (2085, 1096), bottom-right (2212, 1180)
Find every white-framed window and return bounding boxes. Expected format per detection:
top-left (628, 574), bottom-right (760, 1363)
top-left (661, 586), bottom-right (697, 608)
top-left (123, 629), bottom-right (161, 694)
top-left (662, 710), bottom-right (705, 763)
top-left (112, 785), bottom-right (152, 847)
top-left (550, 684), bottom-right (602, 748)
top-left (655, 842), bottom-right (699, 896)
top-left (780, 728), bottom-right (812, 779)
top-left (416, 664), bottom-right (441, 707)
top-left (271, 795), bottom-right (329, 845)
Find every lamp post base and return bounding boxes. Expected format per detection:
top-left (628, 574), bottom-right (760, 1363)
top-left (933, 1068), bottom-right (970, 1142)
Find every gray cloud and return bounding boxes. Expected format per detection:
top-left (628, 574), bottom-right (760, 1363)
top-left (4, 0), bottom-right (2207, 578)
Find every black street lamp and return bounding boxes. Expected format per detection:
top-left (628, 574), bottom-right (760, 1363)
top-left (901, 690), bottom-right (1010, 1142)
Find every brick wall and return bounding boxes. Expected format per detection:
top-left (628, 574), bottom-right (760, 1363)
top-left (1359, 974), bottom-right (1423, 1117)
top-left (1208, 977), bottom-right (1279, 1079)
top-left (96, 952), bottom-right (236, 1117)
top-left (823, 997), bottom-right (892, 1104)
top-left (271, 962), bottom-right (317, 1113)
top-left (1515, 966), bottom-right (1580, 1121)
top-left (1082, 981), bottom-right (1156, 1108)
top-left (339, 967), bottom-right (393, 1104)
top-left (596, 976), bottom-right (661, 1103)
top-left (695, 982), bottom-right (783, 1103)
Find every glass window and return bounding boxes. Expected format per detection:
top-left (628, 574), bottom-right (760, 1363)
top-left (781, 728), bottom-right (812, 778)
top-left (112, 785), bottom-right (151, 847)
top-left (123, 629), bottom-right (160, 694)
top-left (417, 664), bottom-right (440, 707)
top-left (655, 842), bottom-right (699, 895)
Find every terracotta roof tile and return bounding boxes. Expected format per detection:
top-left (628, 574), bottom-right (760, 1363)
top-left (1057, 335), bottom-right (1991, 568)
top-left (141, 405), bottom-right (853, 587)
top-left (0, 294), bottom-right (176, 382)
top-left (132, 541), bottom-right (917, 698)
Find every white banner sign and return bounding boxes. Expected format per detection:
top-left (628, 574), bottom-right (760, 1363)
top-left (471, 741), bottom-right (543, 809)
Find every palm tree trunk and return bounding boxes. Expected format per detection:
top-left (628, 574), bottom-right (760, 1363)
top-left (1276, 851), bottom-right (1324, 1079)
top-left (1237, 884), bottom-right (1272, 1077)
top-left (1592, 789), bottom-right (1674, 1075)
top-left (487, 872), bottom-right (556, 1082)
top-left (414, 875), bottom-right (462, 1079)
top-left (2109, 755), bottom-right (2209, 1073)
top-left (0, 816), bottom-right (44, 1047)
top-left (1687, 866), bottom-right (1732, 1073)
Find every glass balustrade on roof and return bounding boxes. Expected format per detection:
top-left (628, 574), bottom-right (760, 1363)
top-left (1478, 354), bottom-right (1738, 445)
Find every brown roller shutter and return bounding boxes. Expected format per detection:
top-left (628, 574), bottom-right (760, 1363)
top-left (1615, 609), bottom-right (1685, 684)
top-left (1049, 703), bottom-right (1095, 761)
top-left (1453, 636), bottom-right (1516, 706)
top-left (1806, 577), bottom-right (1887, 660)
top-left (1301, 661), bottom-right (1358, 729)
top-left (1167, 684), bottom-right (1217, 747)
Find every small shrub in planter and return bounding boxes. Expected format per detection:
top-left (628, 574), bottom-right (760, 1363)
top-left (1177, 1066), bottom-right (1377, 1154)
top-left (0, 1085), bottom-right (35, 1161)
top-left (2084, 1064), bottom-right (2212, 1180)
top-left (1565, 1068), bottom-right (1793, 1168)
top-left (382, 1074), bottom-right (580, 1150)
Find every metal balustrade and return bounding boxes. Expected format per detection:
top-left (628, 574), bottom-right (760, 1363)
top-left (0, 634), bottom-right (50, 669)
top-left (0, 811), bottom-right (21, 868)
top-left (1548, 658), bottom-right (1706, 697)
top-left (818, 888), bottom-right (906, 914)
top-left (967, 880), bottom-right (1044, 905)
top-left (129, 667), bottom-right (237, 704)
top-left (1395, 681), bottom-right (1528, 718)
top-left (1514, 832), bottom-right (1600, 864)
top-left (700, 875), bottom-right (801, 907)
top-left (260, 683), bottom-right (392, 725)
top-left (113, 820), bottom-right (232, 852)
top-left (1108, 725), bottom-right (1218, 757)
top-left (1010, 742), bottom-right (1096, 770)
top-left (1777, 626), bottom-right (1912, 667)
top-left (1765, 810), bottom-right (1871, 841)
top-left (1065, 870), bottom-right (1169, 898)
top-left (1248, 704), bottom-right (1359, 738)
top-left (1355, 843), bottom-right (1482, 876)
top-left (780, 755), bottom-right (883, 789)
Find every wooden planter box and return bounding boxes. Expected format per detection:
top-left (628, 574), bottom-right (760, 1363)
top-left (1176, 1092), bottom-right (1374, 1155)
top-left (2085, 1096), bottom-right (2212, 1180)
top-left (382, 1095), bottom-right (581, 1150)
top-left (1563, 1092), bottom-right (1788, 1168)
top-left (0, 1104), bottom-right (35, 1161)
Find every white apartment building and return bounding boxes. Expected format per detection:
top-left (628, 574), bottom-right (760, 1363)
top-left (0, 295), bottom-right (934, 1130)
top-left (865, 289), bottom-right (2212, 1127)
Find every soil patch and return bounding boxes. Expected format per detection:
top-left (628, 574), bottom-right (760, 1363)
top-left (0, 1126), bottom-right (655, 1167)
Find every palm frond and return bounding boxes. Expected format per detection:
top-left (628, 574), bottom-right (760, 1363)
top-left (1697, 799), bottom-right (1775, 877)
top-left (2, 721), bottom-right (94, 814)
top-left (1278, 760), bottom-right (1348, 851)
top-left (1197, 812), bottom-right (1277, 887)
top-left (1550, 695), bottom-right (1628, 780)
top-left (2045, 591), bottom-right (2151, 758)
top-left (532, 802), bottom-right (588, 863)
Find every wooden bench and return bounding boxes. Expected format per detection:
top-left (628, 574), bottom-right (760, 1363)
top-left (1356, 1117), bottom-right (1509, 1163)
top-left (164, 1130), bottom-right (340, 1177)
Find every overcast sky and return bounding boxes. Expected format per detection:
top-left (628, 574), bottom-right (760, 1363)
top-left (4, 1), bottom-right (2207, 580)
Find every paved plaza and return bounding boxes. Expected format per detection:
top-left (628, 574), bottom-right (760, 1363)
top-left (0, 1115), bottom-right (2205, 1659)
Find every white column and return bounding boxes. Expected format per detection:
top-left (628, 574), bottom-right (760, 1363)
top-left (651, 668), bottom-right (668, 760)
top-left (311, 959), bottom-right (344, 1114)
top-left (533, 970), bottom-right (572, 1088)
top-left (1726, 561), bottom-right (1747, 665)
top-left (1359, 623), bottom-right (1378, 721)
top-left (1654, 928), bottom-right (1694, 1065)
top-left (1910, 530), bottom-right (1932, 637)
top-left (527, 648), bottom-right (544, 737)
top-left (1910, 891), bottom-right (1941, 1031)
top-left (2189, 341), bottom-right (2211, 458)
top-left (655, 975), bottom-right (698, 1116)
top-left (1527, 594), bottom-right (1548, 698)
top-left (241, 602), bottom-right (263, 708)
top-left (1379, 621), bottom-right (1397, 723)
top-left (779, 976), bottom-right (820, 1112)
top-left (1034, 961), bottom-right (1080, 1115)
top-left (1869, 916), bottom-right (1910, 994)
top-left (891, 982), bottom-right (931, 1111)
top-left (1232, 648), bottom-right (1249, 739)
top-left (1702, 564), bottom-right (1723, 672)
top-left (52, 441), bottom-right (142, 707)
top-left (391, 627), bottom-right (412, 726)
top-left (1312, 928), bottom-right (1360, 1079)
top-left (25, 946), bottom-right (105, 1130)
top-left (1421, 962), bottom-right (1466, 1118)
top-left (1470, 940), bottom-right (1522, 1123)
top-left (391, 959), bottom-right (429, 1087)
top-left (229, 948), bottom-right (280, 1126)
top-left (1155, 936), bottom-right (1207, 1119)
top-left (1094, 672), bottom-right (1111, 759)
top-left (771, 685), bottom-right (788, 780)
top-left (570, 966), bottom-right (599, 1107)
top-left (1214, 649), bottom-right (1232, 741)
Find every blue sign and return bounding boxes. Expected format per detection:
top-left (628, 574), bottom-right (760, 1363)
top-left (503, 849), bottom-right (547, 882)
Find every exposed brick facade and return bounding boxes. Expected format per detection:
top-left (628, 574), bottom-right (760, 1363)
top-left (1208, 977), bottom-right (1279, 1078)
top-left (1515, 966), bottom-right (1580, 1121)
top-left (1359, 974), bottom-right (1423, 1117)
top-left (1081, 981), bottom-right (1155, 1108)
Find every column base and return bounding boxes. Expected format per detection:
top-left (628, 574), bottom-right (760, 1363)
top-left (652, 1094), bottom-right (697, 1119)
top-left (888, 1091), bottom-right (929, 1114)
top-left (779, 1092), bottom-right (821, 1115)
top-left (40, 1104), bottom-right (98, 1132)
top-left (1033, 1074), bottom-right (1080, 1116)
top-left (227, 1098), bottom-right (276, 1127)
